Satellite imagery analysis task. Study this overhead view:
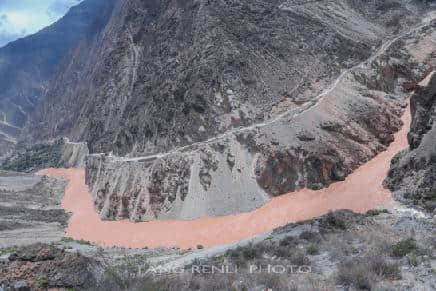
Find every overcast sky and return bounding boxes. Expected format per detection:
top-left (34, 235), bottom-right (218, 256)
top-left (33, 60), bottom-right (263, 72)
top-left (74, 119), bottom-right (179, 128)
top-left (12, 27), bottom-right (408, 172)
top-left (0, 0), bottom-right (83, 47)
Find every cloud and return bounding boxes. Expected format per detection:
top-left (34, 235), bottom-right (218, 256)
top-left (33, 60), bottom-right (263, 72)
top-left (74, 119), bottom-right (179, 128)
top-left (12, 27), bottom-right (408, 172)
top-left (47, 0), bottom-right (82, 18)
top-left (0, 0), bottom-right (83, 47)
top-left (0, 30), bottom-right (23, 46)
top-left (0, 12), bottom-right (26, 46)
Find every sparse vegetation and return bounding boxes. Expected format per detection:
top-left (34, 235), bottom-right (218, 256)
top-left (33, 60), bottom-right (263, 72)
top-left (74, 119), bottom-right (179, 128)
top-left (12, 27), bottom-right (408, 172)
top-left (306, 244), bottom-right (320, 255)
top-left (95, 254), bottom-right (155, 290)
top-left (0, 246), bottom-right (17, 255)
top-left (36, 277), bottom-right (48, 289)
top-left (61, 237), bottom-right (92, 245)
top-left (1, 143), bottom-right (63, 172)
top-left (290, 252), bottom-right (310, 266)
top-left (366, 209), bottom-right (389, 216)
top-left (299, 231), bottom-right (321, 242)
top-left (376, 1), bottom-right (401, 11)
top-left (406, 252), bottom-right (422, 267)
top-left (403, 191), bottom-right (436, 213)
top-left (77, 239), bottom-right (93, 245)
top-left (21, 210), bottom-right (429, 291)
top-left (368, 256), bottom-right (401, 280)
top-left (0, 206), bottom-right (69, 226)
top-left (279, 235), bottom-right (297, 247)
top-left (320, 211), bottom-right (347, 231)
top-left (391, 238), bottom-right (418, 258)
top-left (272, 245), bottom-right (294, 259)
top-left (337, 255), bottom-right (401, 290)
top-left (226, 244), bottom-right (265, 267)
top-left (337, 260), bottom-right (373, 290)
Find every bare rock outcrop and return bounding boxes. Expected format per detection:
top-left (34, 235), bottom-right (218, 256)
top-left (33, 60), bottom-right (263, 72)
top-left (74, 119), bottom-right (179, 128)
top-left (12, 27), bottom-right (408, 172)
top-left (385, 71), bottom-right (436, 213)
top-left (59, 138), bottom-right (89, 168)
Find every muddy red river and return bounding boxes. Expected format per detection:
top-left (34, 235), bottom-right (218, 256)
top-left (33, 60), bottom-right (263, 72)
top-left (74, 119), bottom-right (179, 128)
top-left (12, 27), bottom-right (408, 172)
top-left (39, 103), bottom-right (410, 249)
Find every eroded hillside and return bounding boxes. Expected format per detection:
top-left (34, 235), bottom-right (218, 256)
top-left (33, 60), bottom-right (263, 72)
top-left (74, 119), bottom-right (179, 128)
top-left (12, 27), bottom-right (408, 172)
top-left (26, 0), bottom-right (428, 155)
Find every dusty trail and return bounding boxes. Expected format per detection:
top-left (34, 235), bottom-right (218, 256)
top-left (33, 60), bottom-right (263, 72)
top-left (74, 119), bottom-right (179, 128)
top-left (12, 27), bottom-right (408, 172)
top-left (38, 100), bottom-right (410, 249)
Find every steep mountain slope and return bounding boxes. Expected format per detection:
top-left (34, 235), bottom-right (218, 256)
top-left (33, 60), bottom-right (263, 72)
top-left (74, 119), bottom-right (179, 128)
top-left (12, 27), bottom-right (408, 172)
top-left (385, 71), bottom-right (436, 213)
top-left (85, 17), bottom-right (436, 221)
top-left (27, 0), bottom-right (424, 155)
top-left (0, 0), bottom-right (107, 156)
top-left (26, 0), bottom-right (436, 221)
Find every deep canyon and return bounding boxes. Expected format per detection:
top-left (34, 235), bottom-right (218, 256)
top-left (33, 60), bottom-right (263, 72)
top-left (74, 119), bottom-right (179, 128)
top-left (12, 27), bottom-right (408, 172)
top-left (0, 0), bottom-right (435, 290)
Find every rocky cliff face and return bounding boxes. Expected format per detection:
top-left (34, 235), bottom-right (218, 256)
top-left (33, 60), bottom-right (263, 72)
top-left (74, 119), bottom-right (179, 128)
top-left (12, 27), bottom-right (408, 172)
top-left (385, 71), bottom-right (436, 213)
top-left (60, 139), bottom-right (90, 168)
top-left (0, 0), bottom-right (106, 156)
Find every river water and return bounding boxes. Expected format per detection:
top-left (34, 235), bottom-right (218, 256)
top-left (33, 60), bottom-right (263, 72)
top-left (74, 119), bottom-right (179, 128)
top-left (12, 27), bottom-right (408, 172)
top-left (39, 101), bottom-right (410, 249)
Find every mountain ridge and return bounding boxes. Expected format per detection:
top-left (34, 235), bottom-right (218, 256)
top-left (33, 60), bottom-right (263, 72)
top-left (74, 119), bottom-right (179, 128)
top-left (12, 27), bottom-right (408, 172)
top-left (0, 0), bottom-right (107, 156)
top-left (26, 0), bottom-right (425, 156)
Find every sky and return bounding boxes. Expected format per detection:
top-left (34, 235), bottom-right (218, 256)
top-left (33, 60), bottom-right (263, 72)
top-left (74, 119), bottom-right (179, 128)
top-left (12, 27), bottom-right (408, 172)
top-left (0, 0), bottom-right (83, 47)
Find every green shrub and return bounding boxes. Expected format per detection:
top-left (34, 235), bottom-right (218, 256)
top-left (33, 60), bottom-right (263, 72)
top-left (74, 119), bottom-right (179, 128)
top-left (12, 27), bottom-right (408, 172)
top-left (337, 255), bottom-right (401, 290)
top-left (290, 252), bottom-right (310, 266)
top-left (368, 256), bottom-right (401, 280)
top-left (36, 277), bottom-right (48, 288)
top-left (0, 246), bottom-right (17, 255)
top-left (391, 238), bottom-right (418, 258)
top-left (273, 246), bottom-right (293, 258)
top-left (322, 211), bottom-right (347, 230)
top-left (406, 253), bottom-right (422, 267)
top-left (279, 236), bottom-right (297, 247)
top-left (226, 244), bottom-right (265, 267)
top-left (366, 209), bottom-right (389, 216)
top-left (306, 243), bottom-right (320, 255)
top-left (337, 260), bottom-right (373, 290)
top-left (423, 192), bottom-right (436, 201)
top-left (100, 255), bottom-right (151, 290)
top-left (242, 246), bottom-right (258, 260)
top-left (299, 231), bottom-right (320, 242)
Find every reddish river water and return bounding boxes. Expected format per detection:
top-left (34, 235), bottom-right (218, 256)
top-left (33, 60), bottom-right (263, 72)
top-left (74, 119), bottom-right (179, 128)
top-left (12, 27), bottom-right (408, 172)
top-left (39, 101), bottom-right (411, 249)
